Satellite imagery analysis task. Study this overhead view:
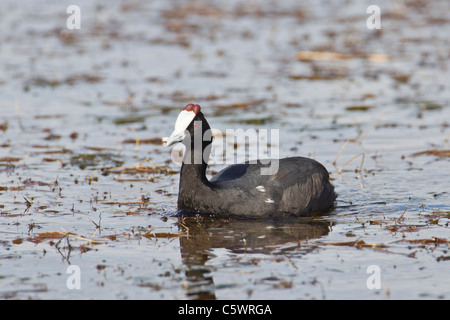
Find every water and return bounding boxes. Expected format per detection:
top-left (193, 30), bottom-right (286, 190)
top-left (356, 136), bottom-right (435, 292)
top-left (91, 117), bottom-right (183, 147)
top-left (0, 0), bottom-right (449, 299)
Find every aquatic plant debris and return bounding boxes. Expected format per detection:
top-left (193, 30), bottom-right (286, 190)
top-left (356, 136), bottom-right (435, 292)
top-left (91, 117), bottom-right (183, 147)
top-left (411, 150), bottom-right (450, 158)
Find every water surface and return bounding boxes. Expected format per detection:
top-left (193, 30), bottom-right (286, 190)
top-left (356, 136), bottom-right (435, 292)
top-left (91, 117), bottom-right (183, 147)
top-left (0, 0), bottom-right (449, 299)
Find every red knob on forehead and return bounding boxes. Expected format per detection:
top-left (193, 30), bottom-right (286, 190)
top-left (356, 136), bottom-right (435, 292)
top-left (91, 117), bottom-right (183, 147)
top-left (184, 103), bottom-right (201, 114)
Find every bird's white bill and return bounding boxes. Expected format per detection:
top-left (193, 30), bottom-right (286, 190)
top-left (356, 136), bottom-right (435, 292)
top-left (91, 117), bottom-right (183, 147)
top-left (164, 110), bottom-right (197, 147)
top-left (164, 130), bottom-right (186, 147)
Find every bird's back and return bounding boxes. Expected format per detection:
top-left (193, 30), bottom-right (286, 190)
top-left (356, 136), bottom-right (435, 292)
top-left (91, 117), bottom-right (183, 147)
top-left (210, 157), bottom-right (336, 216)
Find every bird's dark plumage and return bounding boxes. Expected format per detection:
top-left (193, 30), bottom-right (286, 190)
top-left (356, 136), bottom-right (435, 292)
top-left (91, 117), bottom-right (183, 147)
top-left (165, 104), bottom-right (336, 218)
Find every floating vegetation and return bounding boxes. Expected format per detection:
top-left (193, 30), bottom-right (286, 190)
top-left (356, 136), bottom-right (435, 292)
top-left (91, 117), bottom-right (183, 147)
top-left (0, 121), bottom-right (8, 131)
top-left (419, 101), bottom-right (443, 111)
top-left (313, 239), bottom-right (387, 250)
top-left (296, 51), bottom-right (352, 61)
top-left (113, 115), bottom-right (147, 125)
top-left (0, 157), bottom-right (21, 162)
top-left (29, 231), bottom-right (103, 245)
top-left (215, 99), bottom-right (266, 111)
top-left (391, 73), bottom-right (411, 84)
top-left (70, 153), bottom-right (124, 170)
top-left (233, 116), bottom-right (276, 125)
top-left (24, 73), bottom-right (102, 90)
top-left (345, 105), bottom-right (375, 112)
top-left (412, 150), bottom-right (450, 158)
top-left (122, 137), bottom-right (163, 145)
top-left (143, 231), bottom-right (183, 239)
top-left (107, 164), bottom-right (177, 175)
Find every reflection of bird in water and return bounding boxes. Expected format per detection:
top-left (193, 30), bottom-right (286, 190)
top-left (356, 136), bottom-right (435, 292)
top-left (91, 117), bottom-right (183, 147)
top-left (178, 216), bottom-right (331, 299)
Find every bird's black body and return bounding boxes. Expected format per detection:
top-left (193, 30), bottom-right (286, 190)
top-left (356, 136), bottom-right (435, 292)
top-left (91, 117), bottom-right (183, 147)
top-left (168, 105), bottom-right (336, 218)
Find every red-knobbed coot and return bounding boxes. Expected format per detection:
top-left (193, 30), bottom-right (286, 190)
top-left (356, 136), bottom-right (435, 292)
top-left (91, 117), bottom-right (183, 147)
top-left (165, 104), bottom-right (336, 217)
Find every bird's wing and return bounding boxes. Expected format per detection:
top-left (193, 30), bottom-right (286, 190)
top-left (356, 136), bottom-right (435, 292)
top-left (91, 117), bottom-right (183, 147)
top-left (268, 158), bottom-right (334, 215)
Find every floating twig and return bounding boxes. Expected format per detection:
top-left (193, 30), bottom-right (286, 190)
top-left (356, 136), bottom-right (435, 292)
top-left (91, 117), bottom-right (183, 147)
top-left (338, 153), bottom-right (365, 175)
top-left (117, 126), bottom-right (140, 153)
top-left (357, 111), bottom-right (385, 144)
top-left (396, 206), bottom-right (407, 223)
top-left (333, 139), bottom-right (351, 166)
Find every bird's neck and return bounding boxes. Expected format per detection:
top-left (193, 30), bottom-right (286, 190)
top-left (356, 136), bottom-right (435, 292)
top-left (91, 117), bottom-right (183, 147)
top-left (177, 144), bottom-right (213, 211)
top-left (179, 141), bottom-right (212, 188)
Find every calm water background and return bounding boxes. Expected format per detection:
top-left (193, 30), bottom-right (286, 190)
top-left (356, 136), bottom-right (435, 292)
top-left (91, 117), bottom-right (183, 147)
top-left (0, 0), bottom-right (449, 299)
